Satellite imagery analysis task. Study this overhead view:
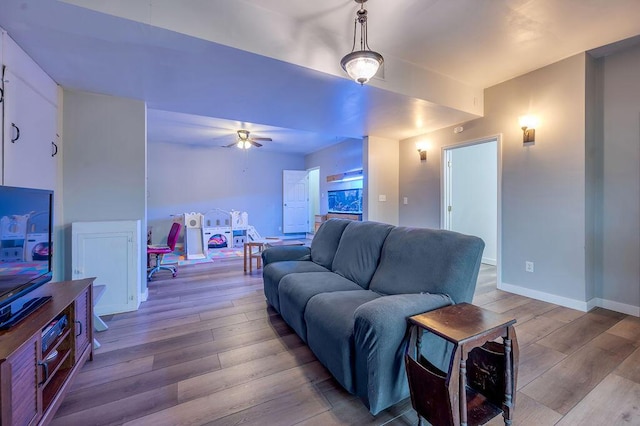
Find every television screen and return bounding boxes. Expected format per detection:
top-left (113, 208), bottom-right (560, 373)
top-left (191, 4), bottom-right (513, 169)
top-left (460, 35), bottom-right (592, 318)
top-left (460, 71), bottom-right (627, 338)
top-left (0, 186), bottom-right (53, 310)
top-left (328, 188), bottom-right (362, 214)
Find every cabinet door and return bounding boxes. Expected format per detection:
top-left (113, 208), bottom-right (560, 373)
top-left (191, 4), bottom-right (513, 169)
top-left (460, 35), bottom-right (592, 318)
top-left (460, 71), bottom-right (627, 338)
top-left (74, 288), bottom-right (91, 362)
top-left (3, 70), bottom-right (57, 190)
top-left (4, 335), bottom-right (41, 426)
top-left (72, 221), bottom-right (141, 315)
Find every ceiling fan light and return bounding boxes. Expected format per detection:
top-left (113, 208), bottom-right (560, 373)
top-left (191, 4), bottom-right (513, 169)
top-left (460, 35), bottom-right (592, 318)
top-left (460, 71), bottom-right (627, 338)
top-left (237, 140), bottom-right (251, 149)
top-left (340, 50), bottom-right (383, 84)
top-left (237, 129), bottom-right (250, 140)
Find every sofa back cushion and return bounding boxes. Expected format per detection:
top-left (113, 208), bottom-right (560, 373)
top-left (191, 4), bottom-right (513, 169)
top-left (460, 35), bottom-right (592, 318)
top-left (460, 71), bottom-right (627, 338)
top-left (331, 221), bottom-right (394, 288)
top-left (310, 219), bottom-right (351, 269)
top-left (369, 227), bottom-right (484, 303)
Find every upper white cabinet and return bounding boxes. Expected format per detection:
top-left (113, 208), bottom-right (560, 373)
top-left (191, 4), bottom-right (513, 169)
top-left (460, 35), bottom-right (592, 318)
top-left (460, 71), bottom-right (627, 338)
top-left (1, 31), bottom-right (58, 190)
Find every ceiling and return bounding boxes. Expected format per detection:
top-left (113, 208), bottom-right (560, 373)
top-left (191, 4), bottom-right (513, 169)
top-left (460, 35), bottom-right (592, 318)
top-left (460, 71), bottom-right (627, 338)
top-left (1, 0), bottom-right (639, 154)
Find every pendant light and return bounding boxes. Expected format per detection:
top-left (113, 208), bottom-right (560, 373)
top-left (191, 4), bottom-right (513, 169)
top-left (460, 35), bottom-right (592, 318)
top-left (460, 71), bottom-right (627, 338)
top-left (340, 0), bottom-right (384, 85)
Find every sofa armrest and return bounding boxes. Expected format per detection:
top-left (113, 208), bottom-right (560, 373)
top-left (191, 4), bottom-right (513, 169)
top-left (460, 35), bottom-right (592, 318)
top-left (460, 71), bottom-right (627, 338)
top-left (353, 293), bottom-right (453, 414)
top-left (261, 246), bottom-right (311, 266)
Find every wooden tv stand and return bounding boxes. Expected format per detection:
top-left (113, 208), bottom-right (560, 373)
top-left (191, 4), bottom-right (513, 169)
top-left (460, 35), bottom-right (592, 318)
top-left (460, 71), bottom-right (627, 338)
top-left (0, 278), bottom-right (94, 426)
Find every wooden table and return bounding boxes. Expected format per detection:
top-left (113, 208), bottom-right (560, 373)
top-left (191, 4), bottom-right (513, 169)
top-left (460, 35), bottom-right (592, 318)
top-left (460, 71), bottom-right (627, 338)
top-left (406, 303), bottom-right (518, 426)
top-left (243, 239), bottom-right (305, 274)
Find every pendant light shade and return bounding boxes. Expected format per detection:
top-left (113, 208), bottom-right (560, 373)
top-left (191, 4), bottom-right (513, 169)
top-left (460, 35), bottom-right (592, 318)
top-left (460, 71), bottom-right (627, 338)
top-left (341, 51), bottom-right (384, 85)
top-left (341, 0), bottom-right (383, 85)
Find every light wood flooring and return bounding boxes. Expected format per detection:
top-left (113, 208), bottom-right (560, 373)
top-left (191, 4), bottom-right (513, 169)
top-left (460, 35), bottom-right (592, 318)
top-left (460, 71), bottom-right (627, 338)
top-left (52, 261), bottom-right (640, 425)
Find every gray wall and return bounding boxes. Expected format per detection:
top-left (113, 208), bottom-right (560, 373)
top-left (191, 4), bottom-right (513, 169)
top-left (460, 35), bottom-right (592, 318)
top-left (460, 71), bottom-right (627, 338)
top-left (399, 137), bottom-right (442, 229)
top-left (148, 141), bottom-right (304, 241)
top-left (364, 136), bottom-right (400, 225)
top-left (62, 90), bottom-right (147, 290)
top-left (304, 138), bottom-right (363, 215)
top-left (585, 54), bottom-right (604, 303)
top-left (400, 54), bottom-right (589, 304)
top-left (601, 44), bottom-right (640, 310)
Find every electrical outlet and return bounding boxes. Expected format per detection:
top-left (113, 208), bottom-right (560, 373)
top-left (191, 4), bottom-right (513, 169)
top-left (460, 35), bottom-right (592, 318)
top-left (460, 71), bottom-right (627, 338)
top-left (403, 197), bottom-right (408, 205)
top-left (525, 261), bottom-right (534, 273)
top-left (378, 194), bottom-right (387, 202)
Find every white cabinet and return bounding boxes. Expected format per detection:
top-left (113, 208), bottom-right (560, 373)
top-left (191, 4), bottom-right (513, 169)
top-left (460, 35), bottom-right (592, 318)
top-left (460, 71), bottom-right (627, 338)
top-left (1, 33), bottom-right (58, 190)
top-left (3, 70), bottom-right (57, 189)
top-left (72, 220), bottom-right (142, 315)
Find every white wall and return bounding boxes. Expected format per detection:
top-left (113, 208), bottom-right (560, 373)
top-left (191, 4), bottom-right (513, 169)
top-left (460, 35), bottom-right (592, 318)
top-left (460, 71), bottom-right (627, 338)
top-left (304, 138), bottom-right (363, 215)
top-left (449, 141), bottom-right (497, 264)
top-left (62, 89), bottom-right (147, 292)
top-left (307, 168), bottom-right (320, 232)
top-left (147, 141), bottom-right (304, 242)
top-left (600, 44), bottom-right (640, 313)
top-left (364, 136), bottom-right (400, 225)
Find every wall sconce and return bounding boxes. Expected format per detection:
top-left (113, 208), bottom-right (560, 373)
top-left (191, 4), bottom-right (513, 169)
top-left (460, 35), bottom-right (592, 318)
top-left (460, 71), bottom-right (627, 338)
top-left (519, 115), bottom-right (538, 143)
top-left (416, 142), bottom-right (428, 162)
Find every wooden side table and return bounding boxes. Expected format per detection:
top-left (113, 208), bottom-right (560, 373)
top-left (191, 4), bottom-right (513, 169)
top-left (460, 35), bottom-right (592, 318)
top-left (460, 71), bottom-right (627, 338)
top-left (244, 241), bottom-right (266, 273)
top-left (406, 303), bottom-right (518, 426)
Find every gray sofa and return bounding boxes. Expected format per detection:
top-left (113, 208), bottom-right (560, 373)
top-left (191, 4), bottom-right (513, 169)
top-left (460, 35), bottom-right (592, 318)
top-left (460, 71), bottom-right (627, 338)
top-left (261, 219), bottom-right (484, 415)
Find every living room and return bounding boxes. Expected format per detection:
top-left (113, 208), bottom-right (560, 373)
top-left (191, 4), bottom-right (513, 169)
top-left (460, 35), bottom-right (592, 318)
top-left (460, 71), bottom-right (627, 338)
top-left (0, 1), bottom-right (639, 425)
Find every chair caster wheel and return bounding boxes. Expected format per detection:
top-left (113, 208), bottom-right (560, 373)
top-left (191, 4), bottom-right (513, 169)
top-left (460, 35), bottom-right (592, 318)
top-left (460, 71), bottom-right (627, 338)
top-left (172, 272), bottom-right (177, 277)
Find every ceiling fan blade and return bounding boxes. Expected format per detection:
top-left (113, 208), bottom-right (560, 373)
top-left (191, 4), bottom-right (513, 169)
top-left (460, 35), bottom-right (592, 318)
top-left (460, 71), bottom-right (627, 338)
top-left (224, 142), bottom-right (238, 148)
top-left (250, 140), bottom-right (263, 148)
top-left (251, 137), bottom-right (272, 141)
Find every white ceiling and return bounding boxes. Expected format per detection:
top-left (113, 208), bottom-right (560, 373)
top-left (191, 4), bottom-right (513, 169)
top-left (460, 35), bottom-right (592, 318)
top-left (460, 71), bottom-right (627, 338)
top-left (1, 0), bottom-right (639, 154)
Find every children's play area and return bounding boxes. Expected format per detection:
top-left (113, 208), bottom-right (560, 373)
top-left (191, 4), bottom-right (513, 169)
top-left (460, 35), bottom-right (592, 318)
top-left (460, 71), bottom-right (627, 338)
top-left (162, 209), bottom-right (263, 266)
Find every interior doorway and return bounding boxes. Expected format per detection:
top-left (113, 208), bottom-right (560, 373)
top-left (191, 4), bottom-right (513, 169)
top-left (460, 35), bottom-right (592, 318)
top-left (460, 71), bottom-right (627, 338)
top-left (443, 137), bottom-right (500, 268)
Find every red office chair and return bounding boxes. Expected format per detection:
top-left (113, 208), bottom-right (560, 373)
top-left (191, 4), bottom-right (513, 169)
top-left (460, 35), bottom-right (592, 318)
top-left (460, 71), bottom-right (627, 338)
top-left (147, 222), bottom-right (181, 280)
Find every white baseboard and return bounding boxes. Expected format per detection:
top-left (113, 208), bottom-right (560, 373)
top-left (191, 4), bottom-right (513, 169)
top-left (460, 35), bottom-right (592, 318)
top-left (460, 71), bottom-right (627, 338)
top-left (588, 298), bottom-right (640, 317)
top-left (482, 257), bottom-right (496, 266)
top-left (140, 287), bottom-right (149, 303)
top-left (499, 282), bottom-right (640, 316)
top-left (498, 282), bottom-right (589, 311)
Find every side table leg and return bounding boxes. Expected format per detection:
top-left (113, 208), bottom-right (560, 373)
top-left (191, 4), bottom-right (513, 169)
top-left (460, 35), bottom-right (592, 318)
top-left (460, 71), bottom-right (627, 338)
top-left (243, 243), bottom-right (248, 273)
top-left (503, 336), bottom-right (513, 425)
top-left (460, 354), bottom-right (468, 426)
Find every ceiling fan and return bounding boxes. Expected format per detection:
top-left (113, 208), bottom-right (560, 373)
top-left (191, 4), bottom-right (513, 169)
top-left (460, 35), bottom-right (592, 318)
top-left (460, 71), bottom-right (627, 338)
top-left (225, 130), bottom-right (272, 149)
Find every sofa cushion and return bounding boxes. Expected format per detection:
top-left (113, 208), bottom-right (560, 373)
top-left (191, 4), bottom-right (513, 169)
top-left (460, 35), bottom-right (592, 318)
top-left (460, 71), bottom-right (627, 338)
top-left (263, 261), bottom-right (330, 312)
top-left (331, 221), bottom-right (394, 288)
top-left (310, 219), bottom-right (351, 269)
top-left (369, 227), bottom-right (484, 303)
top-left (279, 272), bottom-right (363, 342)
top-left (304, 290), bottom-right (381, 393)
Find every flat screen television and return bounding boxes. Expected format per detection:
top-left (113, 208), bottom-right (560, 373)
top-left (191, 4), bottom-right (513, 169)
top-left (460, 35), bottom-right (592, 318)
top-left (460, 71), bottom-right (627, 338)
top-left (328, 188), bottom-right (362, 214)
top-left (0, 185), bottom-right (53, 315)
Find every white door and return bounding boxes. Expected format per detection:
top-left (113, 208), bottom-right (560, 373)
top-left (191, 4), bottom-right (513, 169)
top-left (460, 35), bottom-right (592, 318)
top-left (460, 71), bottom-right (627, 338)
top-left (283, 170), bottom-right (309, 234)
top-left (443, 139), bottom-right (498, 265)
top-left (72, 221), bottom-right (141, 315)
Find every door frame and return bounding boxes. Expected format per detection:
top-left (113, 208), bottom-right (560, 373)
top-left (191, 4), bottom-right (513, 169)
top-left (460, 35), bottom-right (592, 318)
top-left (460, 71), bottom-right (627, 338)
top-left (441, 134), bottom-right (503, 285)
